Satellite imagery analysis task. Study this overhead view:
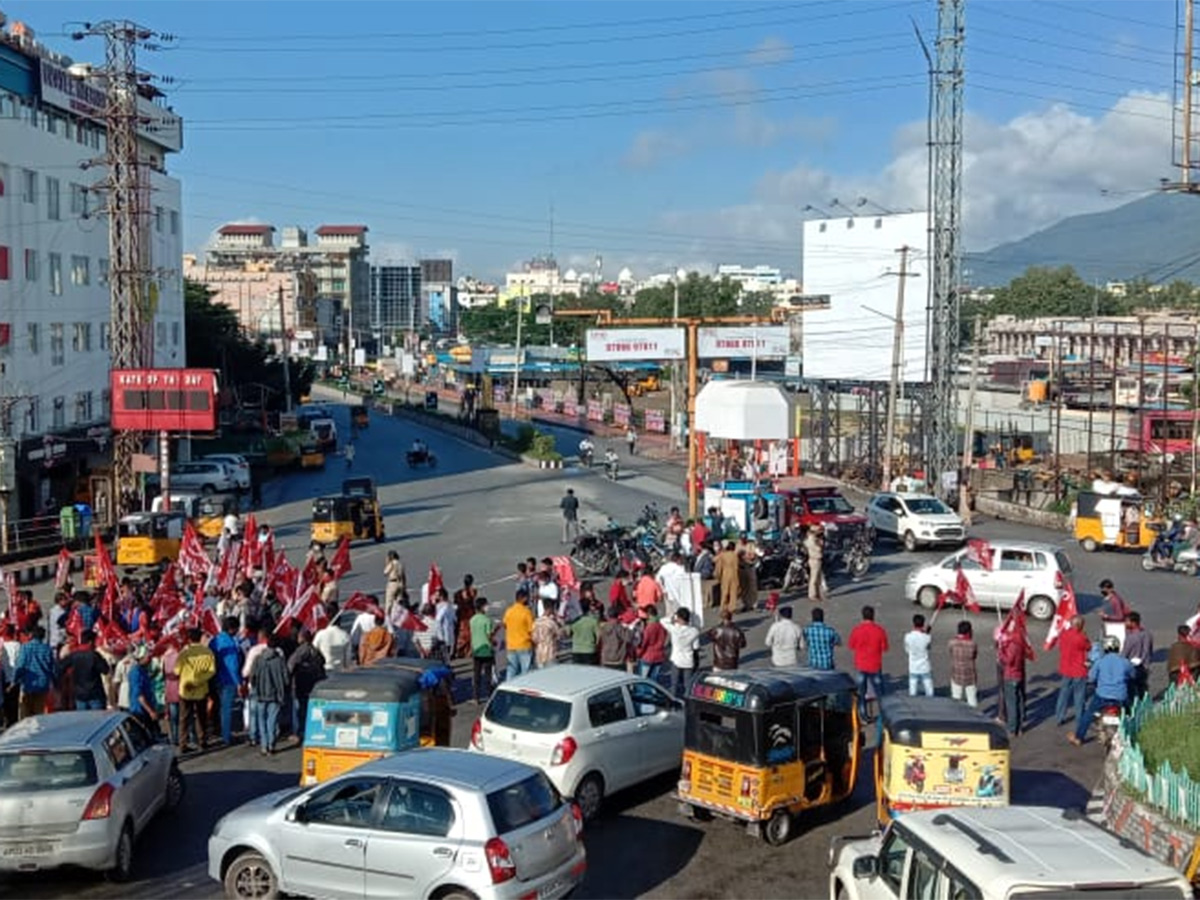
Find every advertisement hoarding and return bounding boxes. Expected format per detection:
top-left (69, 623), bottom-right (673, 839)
top-left (586, 328), bottom-right (685, 361)
top-left (697, 326), bottom-right (789, 359)
top-left (110, 368), bottom-right (219, 432)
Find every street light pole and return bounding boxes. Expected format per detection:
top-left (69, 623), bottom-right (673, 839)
top-left (511, 289), bottom-right (525, 420)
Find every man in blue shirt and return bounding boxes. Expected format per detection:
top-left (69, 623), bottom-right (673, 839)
top-left (14, 626), bottom-right (58, 719)
top-left (208, 617), bottom-right (244, 746)
top-left (1069, 635), bottom-right (1133, 746)
top-left (803, 607), bottom-right (842, 671)
top-left (126, 644), bottom-right (160, 728)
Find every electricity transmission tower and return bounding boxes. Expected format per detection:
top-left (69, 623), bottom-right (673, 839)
top-left (1168, 0), bottom-right (1200, 192)
top-left (927, 0), bottom-right (966, 491)
top-left (72, 21), bottom-right (172, 516)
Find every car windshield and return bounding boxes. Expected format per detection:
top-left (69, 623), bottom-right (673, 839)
top-left (484, 690), bottom-right (572, 734)
top-left (0, 750), bottom-right (97, 791)
top-left (1054, 550), bottom-right (1074, 575)
top-left (905, 498), bottom-right (951, 515)
top-left (487, 772), bottom-right (562, 835)
top-left (806, 495), bottom-right (854, 514)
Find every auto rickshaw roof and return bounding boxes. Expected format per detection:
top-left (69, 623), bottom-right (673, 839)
top-left (342, 476), bottom-right (377, 498)
top-left (309, 668), bottom-right (423, 703)
top-left (120, 510), bottom-right (188, 524)
top-left (692, 667), bottom-right (857, 707)
top-left (877, 694), bottom-right (1010, 748)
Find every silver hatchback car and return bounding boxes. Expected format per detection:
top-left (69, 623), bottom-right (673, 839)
top-left (0, 711), bottom-right (184, 880)
top-left (208, 747), bottom-right (587, 900)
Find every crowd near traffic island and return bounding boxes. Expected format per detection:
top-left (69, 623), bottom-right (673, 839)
top-left (5, 467), bottom-right (1200, 897)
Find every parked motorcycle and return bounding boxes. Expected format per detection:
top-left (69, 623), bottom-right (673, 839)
top-left (570, 519), bottom-right (626, 576)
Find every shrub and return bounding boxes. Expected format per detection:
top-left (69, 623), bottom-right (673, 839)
top-left (528, 431), bottom-right (561, 461)
top-left (1137, 710), bottom-right (1200, 780)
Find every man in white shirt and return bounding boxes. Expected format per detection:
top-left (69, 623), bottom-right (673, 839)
top-left (313, 602), bottom-right (352, 673)
top-left (350, 610), bottom-right (376, 656)
top-left (536, 571), bottom-right (560, 618)
top-left (223, 511), bottom-right (241, 538)
top-left (765, 607), bottom-right (804, 667)
top-left (433, 593), bottom-right (456, 662)
top-left (904, 613), bottom-right (934, 697)
top-left (662, 608), bottom-right (700, 699)
top-left (656, 553), bottom-right (688, 619)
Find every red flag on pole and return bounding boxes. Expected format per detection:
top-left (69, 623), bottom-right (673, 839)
top-left (395, 606), bottom-right (428, 632)
top-left (1178, 664), bottom-right (1196, 687)
top-left (329, 536), bottom-right (352, 579)
top-left (178, 521), bottom-right (212, 579)
top-left (55, 547), bottom-right (72, 590)
top-left (1043, 580), bottom-right (1078, 650)
top-left (965, 538), bottom-right (994, 571)
top-left (275, 583), bottom-right (321, 636)
top-left (342, 591), bottom-right (385, 620)
top-left (427, 563), bottom-right (444, 596)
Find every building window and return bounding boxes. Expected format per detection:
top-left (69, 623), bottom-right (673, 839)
top-left (72, 322), bottom-right (91, 352)
top-left (46, 114), bottom-right (57, 135)
top-left (156, 321), bottom-right (167, 348)
top-left (874, 218), bottom-right (883, 229)
top-left (20, 168), bottom-right (35, 204)
top-left (70, 255), bottom-right (90, 286)
top-left (818, 222), bottom-right (826, 233)
top-left (0, 246), bottom-right (8, 281)
top-left (98, 257), bottom-right (109, 285)
top-left (99, 323), bottom-right (110, 351)
top-left (76, 121), bottom-right (88, 145)
top-left (49, 253), bottom-right (62, 295)
top-left (169, 210), bottom-right (179, 236)
top-left (27, 322), bottom-right (39, 355)
top-left (69, 183), bottom-right (88, 216)
top-left (74, 391), bottom-right (92, 424)
top-left (846, 218), bottom-right (854, 229)
top-left (171, 321), bottom-right (180, 346)
top-left (50, 322), bottom-right (64, 366)
top-left (100, 389), bottom-right (111, 418)
top-left (24, 248), bottom-right (37, 281)
top-left (0, 403), bottom-right (10, 436)
top-left (46, 176), bottom-right (60, 220)
top-left (155, 206), bottom-right (163, 233)
top-left (332, 279), bottom-right (346, 292)
top-left (52, 396), bottom-right (65, 429)
top-left (27, 398), bottom-right (39, 434)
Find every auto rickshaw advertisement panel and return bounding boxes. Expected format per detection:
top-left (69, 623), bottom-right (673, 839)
top-left (679, 668), bottom-right (860, 842)
top-left (873, 695), bottom-right (1010, 824)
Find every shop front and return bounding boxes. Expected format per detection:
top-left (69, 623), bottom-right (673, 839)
top-left (17, 426), bottom-right (115, 530)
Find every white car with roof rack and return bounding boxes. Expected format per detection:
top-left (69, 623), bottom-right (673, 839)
top-left (866, 492), bottom-right (966, 551)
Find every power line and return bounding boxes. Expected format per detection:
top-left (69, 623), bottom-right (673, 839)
top-left (1037, 0), bottom-right (1175, 32)
top-left (971, 3), bottom-right (1172, 54)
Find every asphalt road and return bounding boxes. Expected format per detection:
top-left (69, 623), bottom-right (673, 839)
top-left (9, 396), bottom-right (1200, 899)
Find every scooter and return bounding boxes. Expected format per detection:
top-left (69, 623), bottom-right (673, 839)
top-left (579, 446), bottom-right (594, 468)
top-left (1140, 544), bottom-right (1200, 575)
top-left (1096, 702), bottom-right (1123, 747)
top-left (604, 457), bottom-right (620, 481)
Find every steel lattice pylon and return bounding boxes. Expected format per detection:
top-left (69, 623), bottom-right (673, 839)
top-left (76, 21), bottom-right (157, 517)
top-left (927, 0), bottom-right (965, 489)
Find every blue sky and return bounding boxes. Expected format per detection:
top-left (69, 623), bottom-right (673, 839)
top-left (15, 1), bottom-right (1182, 280)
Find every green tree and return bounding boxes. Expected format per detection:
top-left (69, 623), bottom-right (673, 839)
top-left (184, 279), bottom-right (314, 410)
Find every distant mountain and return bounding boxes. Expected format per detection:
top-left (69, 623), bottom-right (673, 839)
top-left (968, 192), bottom-right (1200, 288)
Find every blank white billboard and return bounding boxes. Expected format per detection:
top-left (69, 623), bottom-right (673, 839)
top-left (801, 211), bottom-right (929, 382)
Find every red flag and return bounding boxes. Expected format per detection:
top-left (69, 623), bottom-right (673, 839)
top-left (93, 531), bottom-right (116, 586)
top-left (1178, 664), bottom-right (1196, 687)
top-left (95, 618), bottom-right (130, 657)
top-left (304, 598), bottom-right (329, 633)
top-left (55, 547), bottom-right (72, 590)
top-left (275, 583), bottom-right (320, 636)
top-left (1044, 581), bottom-right (1078, 650)
top-left (266, 552), bottom-right (296, 604)
top-left (395, 606), bottom-right (428, 632)
top-left (242, 513), bottom-right (258, 550)
top-left (999, 590), bottom-right (1033, 660)
top-left (427, 563), bottom-right (444, 596)
top-left (329, 536), bottom-right (352, 579)
top-left (955, 567), bottom-right (981, 613)
top-left (343, 591), bottom-right (385, 620)
top-left (198, 607), bottom-right (221, 639)
top-left (965, 538), bottom-right (994, 571)
top-left (178, 521), bottom-right (212, 579)
top-left (64, 605), bottom-right (84, 643)
top-left (551, 556), bottom-right (579, 592)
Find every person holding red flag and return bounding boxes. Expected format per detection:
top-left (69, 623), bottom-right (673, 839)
top-left (1053, 615), bottom-right (1090, 726)
top-left (998, 610), bottom-right (1035, 737)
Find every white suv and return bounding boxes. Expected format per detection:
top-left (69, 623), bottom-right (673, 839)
top-left (829, 806), bottom-right (1190, 900)
top-left (904, 540), bottom-right (1072, 621)
top-left (199, 454), bottom-right (251, 491)
top-left (867, 492), bottom-right (966, 551)
top-left (469, 667), bottom-right (684, 822)
top-left (170, 461), bottom-right (238, 494)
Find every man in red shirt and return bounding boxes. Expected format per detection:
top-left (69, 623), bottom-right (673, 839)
top-left (689, 519), bottom-right (710, 556)
top-left (999, 630), bottom-right (1035, 735)
top-left (1054, 615), bottom-right (1090, 726)
top-left (848, 605), bottom-right (889, 721)
top-left (636, 606), bottom-right (668, 685)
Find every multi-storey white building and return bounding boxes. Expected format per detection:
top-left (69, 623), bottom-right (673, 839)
top-left (0, 18), bottom-right (184, 523)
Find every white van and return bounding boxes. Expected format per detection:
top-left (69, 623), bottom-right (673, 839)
top-left (829, 806), bottom-right (1192, 900)
top-left (309, 417), bottom-right (337, 450)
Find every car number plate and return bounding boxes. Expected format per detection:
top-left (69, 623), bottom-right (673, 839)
top-left (538, 880), bottom-right (564, 899)
top-left (2, 842), bottom-right (55, 857)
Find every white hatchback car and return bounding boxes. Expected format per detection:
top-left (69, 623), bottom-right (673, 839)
top-left (470, 667), bottom-right (684, 821)
top-left (867, 492), bottom-right (966, 551)
top-left (904, 540), bottom-right (1073, 621)
top-left (199, 454), bottom-right (252, 491)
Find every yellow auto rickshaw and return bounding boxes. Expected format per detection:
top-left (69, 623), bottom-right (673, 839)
top-left (350, 404), bottom-right (369, 429)
top-left (874, 694), bottom-right (1010, 825)
top-left (679, 668), bottom-right (861, 845)
top-left (195, 493), bottom-right (239, 540)
top-left (1074, 490), bottom-right (1160, 552)
top-left (115, 510), bottom-right (187, 567)
top-left (299, 441), bottom-right (325, 469)
top-left (301, 669), bottom-right (424, 785)
top-left (310, 493), bottom-right (384, 546)
top-left (342, 476), bottom-right (377, 501)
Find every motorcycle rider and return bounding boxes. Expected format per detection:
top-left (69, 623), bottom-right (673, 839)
top-left (578, 437), bottom-right (595, 467)
top-left (1068, 635), bottom-right (1133, 746)
top-left (411, 437), bottom-right (428, 462)
top-left (603, 448), bottom-right (620, 480)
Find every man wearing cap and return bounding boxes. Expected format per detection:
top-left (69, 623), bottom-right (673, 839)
top-left (127, 644), bottom-right (160, 729)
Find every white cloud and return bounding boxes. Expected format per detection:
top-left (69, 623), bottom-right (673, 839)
top-left (674, 89), bottom-right (1174, 257)
top-left (747, 36), bottom-right (793, 67)
top-left (622, 129), bottom-right (692, 169)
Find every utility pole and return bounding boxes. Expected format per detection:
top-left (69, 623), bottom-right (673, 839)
top-left (1161, 321), bottom-right (1171, 506)
top-left (278, 284), bottom-right (293, 413)
top-left (1191, 322), bottom-right (1199, 495)
top-left (72, 20), bottom-right (172, 519)
top-left (1109, 321), bottom-right (1119, 476)
top-left (670, 271), bottom-right (681, 451)
top-left (959, 315), bottom-right (982, 523)
top-left (1137, 315), bottom-right (1147, 492)
top-left (511, 289), bottom-right (525, 420)
top-left (1054, 320), bottom-right (1065, 501)
top-left (882, 245), bottom-right (913, 490)
top-left (0, 394), bottom-right (33, 554)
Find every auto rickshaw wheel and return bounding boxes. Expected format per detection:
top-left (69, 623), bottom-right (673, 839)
top-left (1080, 536), bottom-right (1099, 552)
top-left (688, 804), bottom-right (713, 822)
top-left (763, 808), bottom-right (793, 846)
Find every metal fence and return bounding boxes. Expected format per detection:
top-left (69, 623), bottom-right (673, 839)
top-left (1117, 683), bottom-right (1200, 829)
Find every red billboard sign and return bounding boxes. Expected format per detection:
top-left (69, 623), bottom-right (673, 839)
top-left (110, 368), bottom-right (220, 432)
